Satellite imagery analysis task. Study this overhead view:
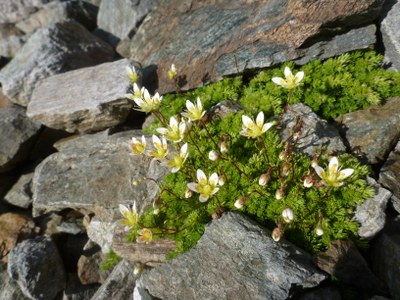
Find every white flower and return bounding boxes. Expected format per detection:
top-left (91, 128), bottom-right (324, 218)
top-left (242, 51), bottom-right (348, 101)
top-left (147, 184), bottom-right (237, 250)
top-left (181, 97), bottom-right (206, 121)
top-left (156, 116), bottom-right (186, 143)
top-left (313, 156), bottom-right (354, 187)
top-left (132, 89), bottom-right (163, 113)
top-left (272, 66), bottom-right (304, 89)
top-left (137, 228), bottom-right (152, 243)
top-left (126, 65), bottom-right (139, 83)
top-left (282, 208), bottom-right (294, 223)
top-left (132, 83), bottom-right (145, 99)
top-left (240, 112), bottom-right (274, 138)
top-left (163, 143), bottom-right (189, 173)
top-left (130, 135), bottom-right (146, 155)
top-left (168, 64), bottom-right (177, 80)
top-left (234, 197), bottom-right (245, 209)
top-left (147, 135), bottom-right (168, 159)
top-left (208, 150), bottom-right (218, 161)
top-left (316, 225), bottom-right (324, 236)
top-left (187, 169), bottom-right (220, 203)
top-left (119, 203), bottom-right (138, 231)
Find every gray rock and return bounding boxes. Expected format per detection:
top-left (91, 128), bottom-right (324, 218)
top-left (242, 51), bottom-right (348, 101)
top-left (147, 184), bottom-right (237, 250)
top-left (379, 140), bottom-right (400, 213)
top-left (7, 236), bottom-right (66, 300)
top-left (281, 103), bottom-right (346, 156)
top-left (371, 218), bottom-right (400, 299)
top-left (314, 240), bottom-right (387, 296)
top-left (125, 0), bottom-right (382, 94)
top-left (0, 105), bottom-right (41, 173)
top-left (16, 0), bottom-right (99, 34)
top-left (87, 217), bottom-right (117, 253)
top-left (91, 260), bottom-right (137, 300)
top-left (0, 0), bottom-right (51, 24)
top-left (63, 273), bottom-right (100, 300)
top-left (97, 0), bottom-right (158, 47)
top-left (27, 59), bottom-right (136, 133)
top-left (31, 130), bottom-right (160, 219)
top-left (4, 172), bottom-right (34, 209)
top-left (380, 0), bottom-right (400, 70)
top-left (0, 263), bottom-right (30, 300)
top-left (0, 36), bottom-right (27, 59)
top-left (338, 97), bottom-right (400, 164)
top-left (354, 177), bottom-right (391, 239)
top-left (77, 240), bottom-right (108, 284)
top-left (0, 21), bottom-right (114, 107)
top-left (138, 212), bottom-right (326, 300)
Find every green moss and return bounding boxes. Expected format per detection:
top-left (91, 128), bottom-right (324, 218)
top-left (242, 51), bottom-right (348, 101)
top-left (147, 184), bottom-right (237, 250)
top-left (128, 50), bottom-right (398, 256)
top-left (101, 250), bottom-right (122, 271)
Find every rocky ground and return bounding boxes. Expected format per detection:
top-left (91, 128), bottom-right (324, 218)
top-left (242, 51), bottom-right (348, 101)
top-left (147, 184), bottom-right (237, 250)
top-left (0, 0), bottom-right (400, 299)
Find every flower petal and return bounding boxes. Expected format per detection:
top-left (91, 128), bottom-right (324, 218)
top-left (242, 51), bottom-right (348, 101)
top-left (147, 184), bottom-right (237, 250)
top-left (338, 168), bottom-right (354, 180)
top-left (170, 116), bottom-right (178, 127)
top-left (242, 115), bottom-right (253, 127)
top-left (209, 173), bottom-right (219, 186)
top-left (284, 66), bottom-right (292, 78)
top-left (156, 128), bottom-right (168, 135)
top-left (262, 122), bottom-right (274, 133)
top-left (186, 100), bottom-right (195, 110)
top-left (196, 169), bottom-right (207, 182)
top-left (313, 165), bottom-right (325, 179)
top-left (256, 112), bottom-right (264, 128)
top-left (272, 77), bottom-right (286, 86)
top-left (328, 157), bottom-right (339, 173)
top-left (119, 204), bottom-right (129, 217)
top-left (199, 195), bottom-right (209, 203)
top-left (187, 182), bottom-right (198, 192)
top-left (180, 143), bottom-right (188, 155)
top-left (295, 71), bottom-right (304, 83)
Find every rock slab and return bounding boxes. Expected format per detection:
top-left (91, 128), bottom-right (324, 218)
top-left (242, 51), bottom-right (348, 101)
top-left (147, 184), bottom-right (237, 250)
top-left (137, 212), bottom-right (326, 300)
top-left (0, 21), bottom-right (114, 106)
top-left (380, 0), bottom-right (400, 70)
top-left (125, 0), bottom-right (382, 94)
top-left (27, 59), bottom-right (136, 133)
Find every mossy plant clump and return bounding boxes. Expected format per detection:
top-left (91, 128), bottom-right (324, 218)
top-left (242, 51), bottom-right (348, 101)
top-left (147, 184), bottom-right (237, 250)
top-left (121, 50), bottom-right (399, 257)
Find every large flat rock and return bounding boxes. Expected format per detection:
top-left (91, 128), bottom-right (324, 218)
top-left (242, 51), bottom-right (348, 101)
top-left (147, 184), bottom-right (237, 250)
top-left (124, 0), bottom-right (383, 94)
top-left (137, 212), bottom-right (326, 300)
top-left (27, 59), bottom-right (136, 133)
top-left (31, 130), bottom-right (167, 220)
top-left (0, 21), bottom-right (114, 107)
top-left (380, 0), bottom-right (400, 70)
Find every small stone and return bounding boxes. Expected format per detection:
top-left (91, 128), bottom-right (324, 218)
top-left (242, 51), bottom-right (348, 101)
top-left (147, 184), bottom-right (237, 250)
top-left (4, 173), bottom-right (34, 209)
top-left (354, 177), bottom-right (391, 239)
top-left (0, 0), bottom-right (50, 24)
top-left (77, 241), bottom-right (108, 285)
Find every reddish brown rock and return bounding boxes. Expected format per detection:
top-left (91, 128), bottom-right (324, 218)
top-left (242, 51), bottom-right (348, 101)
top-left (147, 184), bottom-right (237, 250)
top-left (123, 0), bottom-right (383, 94)
top-left (0, 213), bottom-right (37, 262)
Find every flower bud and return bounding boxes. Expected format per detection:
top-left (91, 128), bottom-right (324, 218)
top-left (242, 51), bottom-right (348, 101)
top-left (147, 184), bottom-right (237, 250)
top-left (272, 227), bottom-right (282, 242)
top-left (293, 132), bottom-right (301, 141)
top-left (168, 64), bottom-right (177, 80)
top-left (134, 265), bottom-right (143, 275)
top-left (208, 150), bottom-right (219, 161)
top-left (218, 175), bottom-right (226, 186)
top-left (259, 173), bottom-right (270, 186)
top-left (316, 225), bottom-right (324, 236)
top-left (220, 141), bottom-right (228, 153)
top-left (311, 158), bottom-right (318, 168)
top-left (234, 197), bottom-right (246, 209)
top-left (153, 197), bottom-right (161, 215)
top-left (275, 188), bottom-right (284, 200)
top-left (279, 151), bottom-right (287, 161)
top-left (185, 188), bottom-right (193, 198)
top-left (303, 175), bottom-right (313, 188)
top-left (281, 163), bottom-right (290, 177)
top-left (282, 208), bottom-right (294, 223)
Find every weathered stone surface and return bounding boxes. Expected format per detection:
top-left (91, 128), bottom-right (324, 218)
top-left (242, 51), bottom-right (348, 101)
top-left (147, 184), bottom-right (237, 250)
top-left (91, 260), bottom-right (137, 300)
top-left (0, 213), bottom-right (37, 263)
top-left (31, 130), bottom-right (160, 219)
top-left (87, 217), bottom-right (117, 253)
top-left (4, 173), bottom-right (34, 209)
top-left (371, 218), bottom-right (400, 299)
top-left (380, 0), bottom-right (400, 70)
top-left (379, 140), bottom-right (400, 213)
top-left (15, 0), bottom-right (99, 34)
top-left (7, 236), bottom-right (66, 300)
top-left (354, 177), bottom-right (391, 239)
top-left (124, 0), bottom-right (382, 94)
top-left (314, 240), bottom-right (387, 296)
top-left (77, 241), bottom-right (108, 284)
top-left (97, 0), bottom-right (158, 46)
top-left (63, 273), bottom-right (100, 300)
top-left (0, 105), bottom-right (41, 173)
top-left (0, 21), bottom-right (114, 107)
top-left (27, 59), bottom-right (136, 133)
top-left (0, 87), bottom-right (10, 108)
top-left (0, 24), bottom-right (26, 58)
top-left (112, 227), bottom-right (176, 267)
top-left (138, 212), bottom-right (326, 300)
top-left (338, 97), bottom-right (400, 164)
top-left (0, 263), bottom-right (30, 300)
top-left (281, 103), bottom-right (346, 156)
top-left (0, 0), bottom-right (50, 24)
